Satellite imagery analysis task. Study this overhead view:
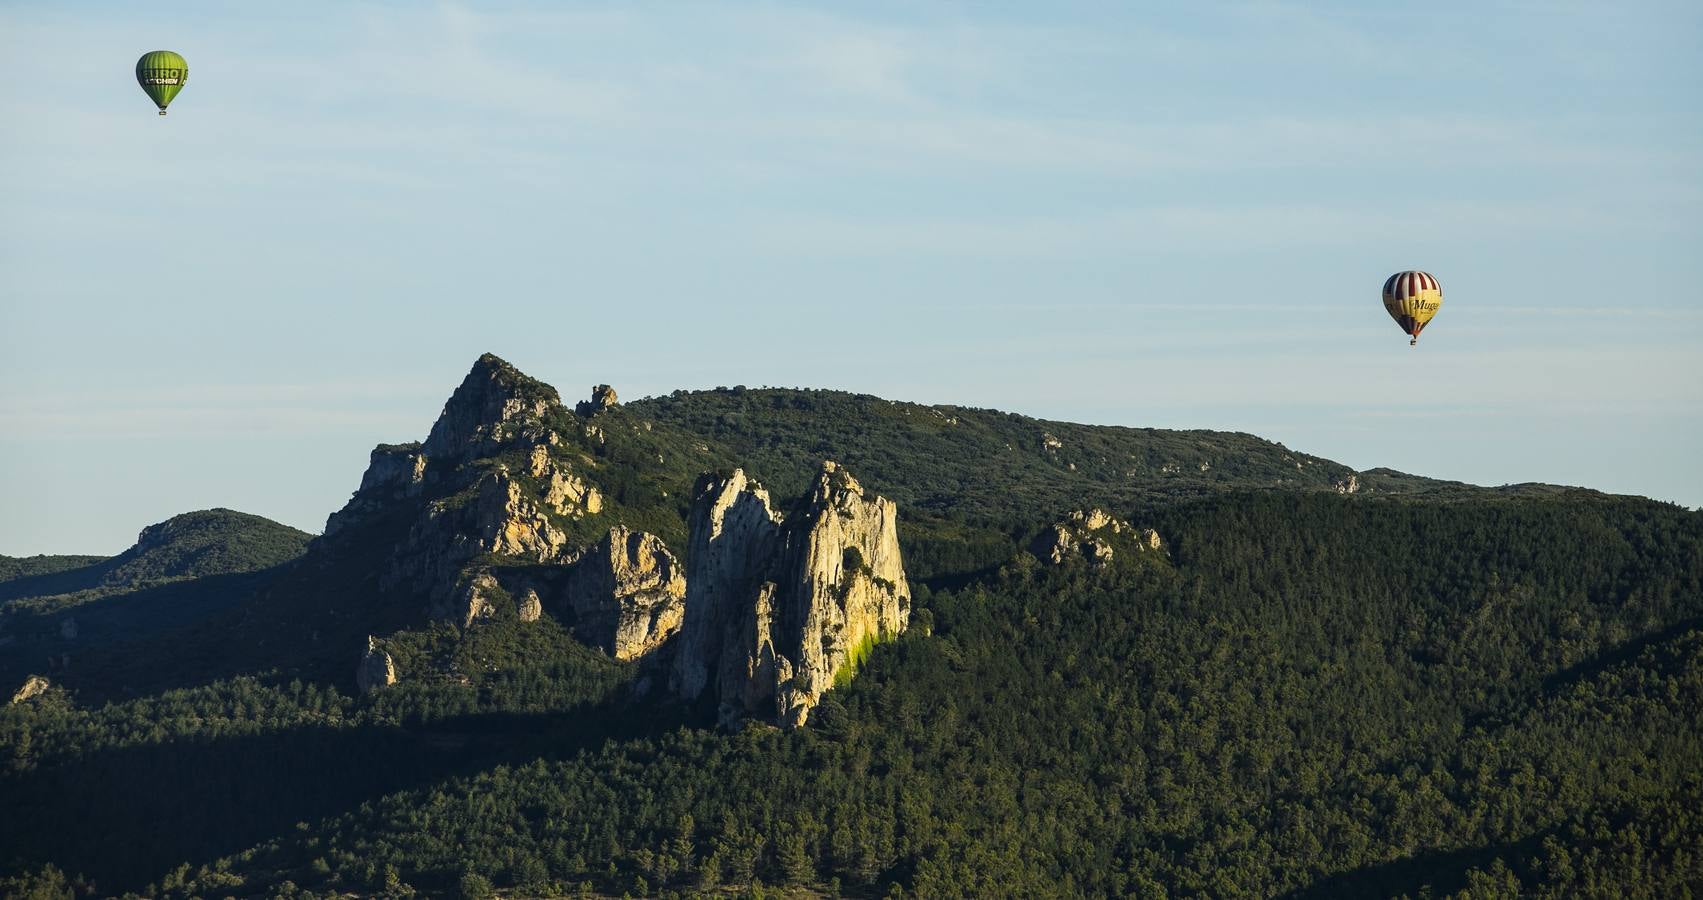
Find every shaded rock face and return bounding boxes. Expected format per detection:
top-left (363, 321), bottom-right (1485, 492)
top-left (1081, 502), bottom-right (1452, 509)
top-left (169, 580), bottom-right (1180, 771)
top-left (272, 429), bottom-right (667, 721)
top-left (356, 636), bottom-right (397, 694)
top-left (10, 675), bottom-right (51, 705)
top-left (675, 462), bottom-right (911, 728)
top-left (325, 444), bottom-right (427, 537)
top-left (360, 444), bottom-right (428, 494)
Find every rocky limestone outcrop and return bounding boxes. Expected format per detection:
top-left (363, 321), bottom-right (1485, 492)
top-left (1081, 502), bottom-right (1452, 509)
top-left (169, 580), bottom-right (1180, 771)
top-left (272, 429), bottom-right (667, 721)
top-left (429, 526), bottom-right (685, 654)
top-left (1336, 473), bottom-right (1360, 495)
top-left (451, 570), bottom-right (505, 629)
top-left (356, 636), bottom-right (397, 694)
top-left (468, 468), bottom-right (571, 558)
top-left (324, 444), bottom-right (428, 536)
top-left (674, 469), bottom-right (784, 702)
top-left (576, 384), bottom-right (619, 416)
top-left (517, 587), bottom-right (543, 623)
top-left (1031, 508), bottom-right (1163, 568)
top-left (388, 465), bottom-right (583, 611)
top-left (529, 445), bottom-right (602, 516)
top-left (562, 527), bottom-right (686, 659)
top-left (316, 357), bottom-right (910, 713)
top-left (326, 355), bottom-right (565, 538)
top-left (422, 353), bottom-right (561, 464)
top-left (361, 443), bottom-right (429, 493)
top-left (675, 462), bottom-right (911, 728)
top-left (10, 675), bottom-right (51, 705)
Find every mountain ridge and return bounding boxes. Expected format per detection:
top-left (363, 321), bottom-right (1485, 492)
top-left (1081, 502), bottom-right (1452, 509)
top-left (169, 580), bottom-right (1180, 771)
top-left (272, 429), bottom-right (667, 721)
top-left (2, 353), bottom-right (1696, 897)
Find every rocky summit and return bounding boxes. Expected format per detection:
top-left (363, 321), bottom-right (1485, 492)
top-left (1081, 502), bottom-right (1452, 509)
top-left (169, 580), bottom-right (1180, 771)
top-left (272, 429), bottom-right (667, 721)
top-left (317, 353), bottom-right (911, 727)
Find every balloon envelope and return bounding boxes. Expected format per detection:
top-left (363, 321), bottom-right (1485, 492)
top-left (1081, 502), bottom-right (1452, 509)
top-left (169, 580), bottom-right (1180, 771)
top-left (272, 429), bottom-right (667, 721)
top-left (1382, 271), bottom-right (1442, 344)
top-left (135, 51), bottom-right (188, 113)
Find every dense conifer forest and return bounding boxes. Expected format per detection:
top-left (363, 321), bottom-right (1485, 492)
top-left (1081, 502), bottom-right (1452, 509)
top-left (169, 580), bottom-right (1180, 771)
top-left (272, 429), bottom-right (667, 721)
top-left (2, 386), bottom-right (1699, 898)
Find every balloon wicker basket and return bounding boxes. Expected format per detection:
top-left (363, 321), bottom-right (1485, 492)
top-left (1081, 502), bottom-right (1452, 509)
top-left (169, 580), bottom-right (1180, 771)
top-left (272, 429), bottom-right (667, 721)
top-left (159, 109), bottom-right (167, 116)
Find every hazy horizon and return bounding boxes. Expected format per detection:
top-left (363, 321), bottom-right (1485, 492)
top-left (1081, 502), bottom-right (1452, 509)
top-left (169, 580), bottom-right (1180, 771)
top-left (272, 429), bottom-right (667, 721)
top-left (3, 2), bottom-right (1699, 554)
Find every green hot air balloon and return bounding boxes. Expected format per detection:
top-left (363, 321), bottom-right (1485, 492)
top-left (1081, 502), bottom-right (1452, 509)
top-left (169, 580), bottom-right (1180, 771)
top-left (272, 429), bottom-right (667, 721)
top-left (135, 51), bottom-right (189, 115)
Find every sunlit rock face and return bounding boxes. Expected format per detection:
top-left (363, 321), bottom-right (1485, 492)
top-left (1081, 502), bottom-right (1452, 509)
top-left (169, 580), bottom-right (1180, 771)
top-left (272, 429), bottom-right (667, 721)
top-left (676, 462), bottom-right (910, 728)
top-left (563, 526), bottom-right (687, 661)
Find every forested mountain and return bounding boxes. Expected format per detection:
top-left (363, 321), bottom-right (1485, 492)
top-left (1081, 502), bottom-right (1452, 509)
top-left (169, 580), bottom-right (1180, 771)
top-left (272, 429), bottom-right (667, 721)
top-left (1, 356), bottom-right (1697, 898)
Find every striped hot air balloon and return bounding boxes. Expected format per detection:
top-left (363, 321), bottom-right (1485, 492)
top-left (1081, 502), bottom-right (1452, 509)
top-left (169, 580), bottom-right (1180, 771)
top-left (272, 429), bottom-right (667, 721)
top-left (1382, 270), bottom-right (1443, 346)
top-left (135, 51), bottom-right (188, 116)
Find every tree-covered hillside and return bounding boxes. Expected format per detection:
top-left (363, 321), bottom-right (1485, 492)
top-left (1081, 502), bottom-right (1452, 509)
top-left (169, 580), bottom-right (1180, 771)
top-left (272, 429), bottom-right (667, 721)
top-left (3, 487), bottom-right (1698, 898)
top-left (629, 387), bottom-right (1569, 523)
top-left (0, 556), bottom-right (107, 586)
top-left (631, 387), bottom-right (1358, 522)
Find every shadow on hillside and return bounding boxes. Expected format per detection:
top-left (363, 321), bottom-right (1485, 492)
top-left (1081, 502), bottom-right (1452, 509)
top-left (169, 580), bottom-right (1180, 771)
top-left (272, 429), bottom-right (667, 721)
top-left (1283, 832), bottom-right (1546, 899)
top-left (1540, 616), bottom-right (1703, 697)
top-left (0, 696), bottom-right (684, 894)
top-left (0, 570), bottom-right (287, 692)
top-left (8, 530), bottom-right (435, 704)
top-left (0, 559), bottom-right (116, 604)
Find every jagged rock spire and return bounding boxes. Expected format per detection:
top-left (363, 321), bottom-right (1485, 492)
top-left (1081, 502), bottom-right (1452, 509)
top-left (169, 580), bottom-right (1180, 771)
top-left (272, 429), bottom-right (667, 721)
top-left (675, 462), bottom-right (911, 728)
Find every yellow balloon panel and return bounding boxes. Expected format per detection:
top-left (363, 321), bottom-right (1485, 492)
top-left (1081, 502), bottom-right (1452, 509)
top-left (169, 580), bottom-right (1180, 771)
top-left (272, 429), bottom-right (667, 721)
top-left (1383, 289), bottom-right (1442, 326)
top-left (1382, 271), bottom-right (1443, 340)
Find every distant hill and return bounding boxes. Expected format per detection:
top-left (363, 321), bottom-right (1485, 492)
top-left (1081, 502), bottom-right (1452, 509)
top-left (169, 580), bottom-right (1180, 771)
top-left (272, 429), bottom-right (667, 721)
top-left (0, 508), bottom-right (311, 607)
top-left (0, 509), bottom-right (311, 698)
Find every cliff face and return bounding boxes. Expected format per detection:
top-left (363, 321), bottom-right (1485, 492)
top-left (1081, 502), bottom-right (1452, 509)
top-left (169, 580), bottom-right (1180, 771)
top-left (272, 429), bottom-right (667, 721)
top-left (674, 470), bottom-right (784, 702)
top-left (562, 526), bottom-right (686, 660)
top-left (421, 353), bottom-right (561, 463)
top-left (676, 462), bottom-right (911, 728)
top-left (386, 465), bottom-right (579, 616)
top-left (318, 356), bottom-right (908, 714)
top-left (776, 462), bottom-right (910, 725)
top-left (323, 445), bottom-right (425, 537)
top-left (316, 354), bottom-right (703, 687)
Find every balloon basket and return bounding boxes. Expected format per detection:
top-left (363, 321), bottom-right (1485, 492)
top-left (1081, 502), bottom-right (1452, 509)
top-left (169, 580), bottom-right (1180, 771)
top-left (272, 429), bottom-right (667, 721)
top-left (159, 109), bottom-right (168, 116)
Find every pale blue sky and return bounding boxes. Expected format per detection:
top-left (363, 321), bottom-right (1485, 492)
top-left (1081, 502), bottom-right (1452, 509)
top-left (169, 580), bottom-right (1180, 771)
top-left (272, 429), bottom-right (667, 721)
top-left (2, 2), bottom-right (1699, 554)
